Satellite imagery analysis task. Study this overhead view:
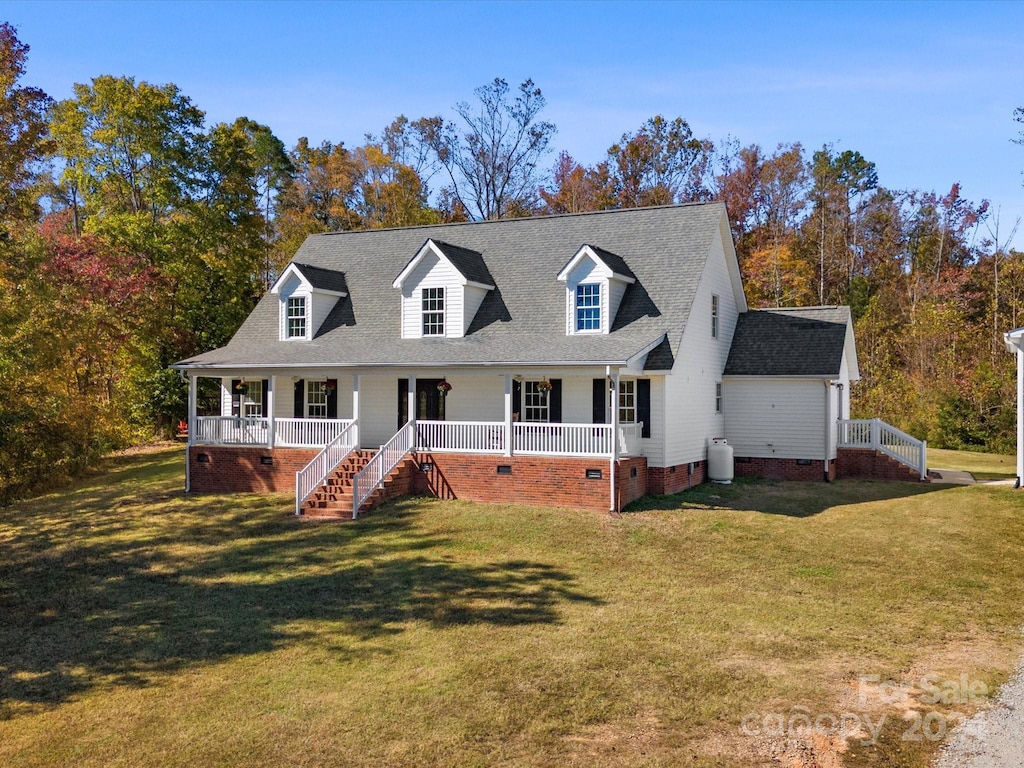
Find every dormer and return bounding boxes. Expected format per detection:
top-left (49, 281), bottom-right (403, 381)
top-left (556, 244), bottom-right (636, 335)
top-left (392, 239), bottom-right (495, 339)
top-left (270, 262), bottom-right (348, 341)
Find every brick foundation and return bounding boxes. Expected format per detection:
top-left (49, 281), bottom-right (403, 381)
top-left (733, 457), bottom-right (837, 481)
top-left (647, 461), bottom-right (707, 495)
top-left (188, 445), bottom-right (319, 493)
top-left (836, 448), bottom-right (924, 482)
top-left (411, 452), bottom-right (647, 512)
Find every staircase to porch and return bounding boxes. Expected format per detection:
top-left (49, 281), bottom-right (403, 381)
top-left (301, 449), bottom-right (418, 520)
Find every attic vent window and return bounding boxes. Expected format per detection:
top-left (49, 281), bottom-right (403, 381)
top-left (422, 287), bottom-right (445, 336)
top-left (575, 284), bottom-right (600, 331)
top-left (711, 294), bottom-right (719, 338)
top-left (287, 296), bottom-right (307, 338)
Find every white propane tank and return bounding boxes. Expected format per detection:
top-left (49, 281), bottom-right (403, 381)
top-left (708, 438), bottom-right (734, 484)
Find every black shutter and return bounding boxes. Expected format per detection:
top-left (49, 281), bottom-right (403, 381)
top-left (549, 379), bottom-right (562, 423)
top-left (398, 378), bottom-right (408, 429)
top-left (231, 379), bottom-right (241, 416)
top-left (260, 379), bottom-right (269, 417)
top-left (592, 379), bottom-right (606, 423)
top-left (637, 378), bottom-right (651, 438)
top-left (326, 379), bottom-right (338, 418)
top-left (512, 379), bottom-right (521, 420)
top-left (294, 379), bottom-right (304, 418)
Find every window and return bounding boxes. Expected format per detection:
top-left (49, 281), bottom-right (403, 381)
top-left (715, 382), bottom-right (722, 413)
top-left (575, 283), bottom-right (601, 331)
top-left (619, 380), bottom-right (636, 423)
top-left (711, 294), bottom-right (719, 339)
top-left (287, 296), bottom-right (307, 339)
top-left (243, 384), bottom-right (262, 418)
top-left (422, 287), bottom-right (445, 336)
top-left (524, 381), bottom-right (550, 422)
top-left (307, 380), bottom-right (327, 418)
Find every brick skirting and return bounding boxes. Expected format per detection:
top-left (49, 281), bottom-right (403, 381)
top-left (647, 461), bottom-right (707, 495)
top-left (733, 457), bottom-right (837, 481)
top-left (836, 448), bottom-right (924, 481)
top-left (188, 445), bottom-right (319, 494)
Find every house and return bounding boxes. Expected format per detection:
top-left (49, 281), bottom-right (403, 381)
top-left (172, 203), bottom-right (927, 518)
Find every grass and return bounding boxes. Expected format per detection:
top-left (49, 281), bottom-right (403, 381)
top-left (927, 447), bottom-right (1017, 480)
top-left (2, 446), bottom-right (1024, 766)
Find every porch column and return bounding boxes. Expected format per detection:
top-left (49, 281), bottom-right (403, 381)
top-left (186, 373), bottom-right (197, 493)
top-left (503, 374), bottom-right (513, 456)
top-left (609, 367), bottom-right (619, 512)
top-left (266, 376), bottom-right (275, 448)
top-left (352, 374), bottom-right (360, 448)
top-left (1018, 345), bottom-right (1023, 486)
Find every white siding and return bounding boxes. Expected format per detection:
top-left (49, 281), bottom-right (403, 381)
top-left (309, 291), bottom-right (339, 337)
top-left (662, 226), bottom-right (739, 467)
top-left (462, 285), bottom-right (488, 335)
top-left (608, 279), bottom-right (628, 329)
top-left (724, 378), bottom-right (831, 460)
top-left (400, 251), bottom-right (466, 338)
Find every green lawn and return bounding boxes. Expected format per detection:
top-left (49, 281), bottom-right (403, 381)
top-left (928, 447), bottom-right (1017, 480)
top-left (2, 446), bottom-right (1024, 767)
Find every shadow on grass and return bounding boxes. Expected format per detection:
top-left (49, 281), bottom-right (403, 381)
top-left (0, 448), bottom-right (601, 719)
top-left (623, 476), bottom-right (949, 517)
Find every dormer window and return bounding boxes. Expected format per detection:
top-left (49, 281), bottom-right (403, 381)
top-left (287, 296), bottom-right (307, 339)
top-left (422, 287), bottom-right (445, 336)
top-left (575, 284), bottom-right (601, 331)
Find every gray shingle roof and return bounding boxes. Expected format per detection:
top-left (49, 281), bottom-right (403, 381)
top-left (430, 240), bottom-right (495, 287)
top-left (588, 245), bottom-right (636, 280)
top-left (175, 203), bottom-right (727, 371)
top-left (291, 262), bottom-right (348, 294)
top-left (723, 306), bottom-right (851, 377)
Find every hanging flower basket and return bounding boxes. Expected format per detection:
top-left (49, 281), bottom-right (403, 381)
top-left (537, 379), bottom-right (553, 393)
top-left (323, 379), bottom-right (336, 394)
top-left (437, 379), bottom-right (452, 395)
top-left (233, 381), bottom-right (249, 396)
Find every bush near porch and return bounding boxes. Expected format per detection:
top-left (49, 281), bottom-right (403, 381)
top-left (2, 445), bottom-right (1024, 767)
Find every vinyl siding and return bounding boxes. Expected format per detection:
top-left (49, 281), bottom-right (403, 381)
top-left (723, 378), bottom-right (830, 460)
top-left (662, 225), bottom-right (738, 467)
top-left (400, 251), bottom-right (466, 338)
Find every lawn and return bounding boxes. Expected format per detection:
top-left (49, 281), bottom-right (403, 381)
top-left (928, 446), bottom-right (1017, 480)
top-left (2, 445), bottom-right (1024, 767)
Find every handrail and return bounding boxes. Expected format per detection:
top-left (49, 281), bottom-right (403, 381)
top-left (294, 420), bottom-right (358, 516)
top-left (838, 418), bottom-right (927, 479)
top-left (352, 421), bottom-right (414, 519)
top-left (415, 420), bottom-right (505, 453)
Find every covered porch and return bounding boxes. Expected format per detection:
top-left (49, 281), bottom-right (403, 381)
top-left (184, 369), bottom-right (650, 460)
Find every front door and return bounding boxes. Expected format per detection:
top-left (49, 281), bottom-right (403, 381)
top-left (398, 379), bottom-right (446, 428)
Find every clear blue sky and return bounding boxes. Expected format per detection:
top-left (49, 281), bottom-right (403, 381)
top-left (5, 0), bottom-right (1024, 246)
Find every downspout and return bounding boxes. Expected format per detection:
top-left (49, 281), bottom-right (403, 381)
top-left (823, 379), bottom-right (832, 482)
top-left (1018, 346), bottom-right (1023, 488)
top-left (608, 365), bottom-right (618, 513)
top-left (186, 372), bottom-right (197, 493)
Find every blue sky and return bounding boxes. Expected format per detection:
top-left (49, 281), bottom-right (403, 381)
top-left (5, 0), bottom-right (1024, 246)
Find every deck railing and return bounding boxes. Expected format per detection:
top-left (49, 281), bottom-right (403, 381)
top-left (193, 416), bottom-right (268, 446)
top-left (294, 420), bottom-right (358, 516)
top-left (416, 420), bottom-right (505, 453)
top-left (352, 422), bottom-right (415, 518)
top-left (276, 418), bottom-right (352, 448)
top-left (513, 422), bottom-right (613, 457)
top-left (838, 418), bottom-right (927, 479)
top-left (618, 422), bottom-right (644, 457)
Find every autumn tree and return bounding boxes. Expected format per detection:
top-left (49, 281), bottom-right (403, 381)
top-left (422, 78), bottom-right (556, 220)
top-left (539, 152), bottom-right (617, 214)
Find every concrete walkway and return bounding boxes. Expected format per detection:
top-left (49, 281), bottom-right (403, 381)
top-left (929, 469), bottom-right (977, 485)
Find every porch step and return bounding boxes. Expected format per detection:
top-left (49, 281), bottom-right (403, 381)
top-left (298, 452), bottom-right (418, 520)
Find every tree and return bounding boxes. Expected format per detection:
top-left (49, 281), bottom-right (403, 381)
top-left (0, 22), bottom-right (52, 227)
top-left (539, 152), bottom-right (617, 214)
top-left (422, 78), bottom-right (556, 220)
top-left (607, 115), bottom-right (712, 208)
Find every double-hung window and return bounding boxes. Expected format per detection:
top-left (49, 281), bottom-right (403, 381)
top-left (243, 384), bottom-right (263, 418)
top-left (287, 296), bottom-right (307, 339)
top-left (307, 380), bottom-right (327, 418)
top-left (575, 283), bottom-right (601, 331)
top-left (523, 381), bottom-right (550, 422)
top-left (619, 380), bottom-right (636, 423)
top-left (422, 287), bottom-right (445, 336)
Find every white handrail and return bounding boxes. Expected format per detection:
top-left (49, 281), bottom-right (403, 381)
top-left (294, 420), bottom-right (358, 516)
top-left (352, 422), bottom-right (414, 519)
top-left (277, 418), bottom-right (352, 447)
top-left (416, 420), bottom-right (505, 453)
top-left (513, 422), bottom-right (613, 457)
top-left (838, 418), bottom-right (927, 479)
top-left (194, 416), bottom-right (268, 446)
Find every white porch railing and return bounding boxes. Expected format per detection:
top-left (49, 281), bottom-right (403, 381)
top-left (513, 423), bottom-right (613, 457)
top-left (416, 420), bottom-right (505, 453)
top-left (276, 418), bottom-right (353, 447)
top-left (352, 422), bottom-right (415, 519)
top-left (193, 416), bottom-right (268, 446)
top-left (295, 420), bottom-right (358, 516)
top-left (618, 422), bottom-right (644, 457)
top-left (838, 418), bottom-right (928, 480)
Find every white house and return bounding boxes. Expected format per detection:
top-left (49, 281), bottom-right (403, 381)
top-left (173, 203), bottom-right (927, 518)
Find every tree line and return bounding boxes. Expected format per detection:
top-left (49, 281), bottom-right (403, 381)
top-left (1, 22), bottom-right (1021, 501)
